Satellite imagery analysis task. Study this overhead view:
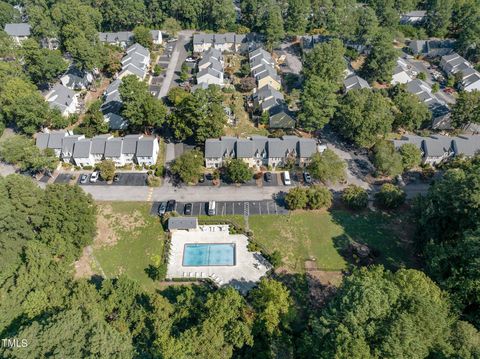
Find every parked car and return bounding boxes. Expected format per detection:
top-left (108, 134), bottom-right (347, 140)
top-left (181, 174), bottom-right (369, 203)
top-left (185, 57), bottom-right (196, 63)
top-left (303, 172), bottom-right (312, 184)
top-left (80, 174), bottom-right (88, 184)
top-left (166, 200), bottom-right (176, 212)
top-left (205, 173), bottom-right (213, 181)
top-left (167, 38), bottom-right (177, 43)
top-left (90, 171), bottom-right (99, 183)
top-left (113, 174), bottom-right (120, 182)
top-left (184, 203), bottom-right (192, 215)
top-left (264, 172), bottom-right (272, 182)
top-left (208, 201), bottom-right (216, 216)
top-left (283, 171), bottom-right (291, 186)
top-left (158, 202), bottom-right (167, 216)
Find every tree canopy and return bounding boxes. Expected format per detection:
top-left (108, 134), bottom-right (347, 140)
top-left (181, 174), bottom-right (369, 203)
top-left (307, 149), bottom-right (346, 184)
top-left (170, 149), bottom-right (205, 184)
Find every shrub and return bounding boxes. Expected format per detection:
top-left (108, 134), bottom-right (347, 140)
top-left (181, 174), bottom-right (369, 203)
top-left (224, 159), bottom-right (252, 183)
top-left (147, 175), bottom-right (161, 187)
top-left (307, 185), bottom-right (332, 209)
top-left (98, 160), bottom-right (116, 181)
top-left (266, 250), bottom-right (283, 268)
top-left (285, 187), bottom-right (308, 209)
top-left (399, 143), bottom-right (422, 170)
top-left (375, 183), bottom-right (406, 209)
top-left (342, 185), bottom-right (369, 209)
top-left (83, 165), bottom-right (93, 170)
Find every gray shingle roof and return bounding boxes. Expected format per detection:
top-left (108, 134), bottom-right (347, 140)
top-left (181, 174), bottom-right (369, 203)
top-left (45, 84), bottom-right (76, 113)
top-left (453, 135), bottom-right (480, 156)
top-left (136, 137), bottom-right (156, 157)
top-left (269, 105), bottom-right (295, 129)
top-left (236, 139), bottom-right (254, 158)
top-left (36, 133), bottom-right (50, 150)
top-left (343, 75), bottom-right (370, 92)
top-left (73, 139), bottom-right (92, 158)
top-left (99, 31), bottom-right (133, 43)
top-left (91, 135), bottom-right (111, 154)
top-left (62, 135), bottom-right (83, 154)
top-left (48, 131), bottom-right (68, 149)
top-left (168, 217), bottom-right (198, 230)
top-left (4, 23), bottom-right (31, 37)
top-left (104, 138), bottom-right (123, 157)
top-left (205, 139), bottom-right (223, 157)
top-left (122, 135), bottom-right (142, 154)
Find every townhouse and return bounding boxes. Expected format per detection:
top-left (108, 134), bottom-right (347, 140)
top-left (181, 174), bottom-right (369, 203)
top-left (98, 30), bottom-right (162, 48)
top-left (193, 33), bottom-right (247, 53)
top-left (392, 134), bottom-right (480, 165)
top-left (400, 10), bottom-right (426, 24)
top-left (405, 79), bottom-right (451, 129)
top-left (4, 23), bottom-right (31, 44)
top-left (408, 39), bottom-right (455, 58)
top-left (102, 43), bottom-right (150, 129)
top-left (204, 136), bottom-right (322, 169)
top-left (343, 75), bottom-right (370, 93)
top-left (440, 53), bottom-right (480, 92)
top-left (44, 84), bottom-right (80, 117)
top-left (196, 48), bottom-right (224, 88)
top-left (249, 48), bottom-right (281, 90)
top-left (391, 57), bottom-right (417, 85)
top-left (35, 133), bottom-right (159, 167)
top-left (60, 67), bottom-right (94, 90)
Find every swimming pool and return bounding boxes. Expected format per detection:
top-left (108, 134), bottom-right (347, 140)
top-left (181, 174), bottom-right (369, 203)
top-left (183, 243), bottom-right (236, 266)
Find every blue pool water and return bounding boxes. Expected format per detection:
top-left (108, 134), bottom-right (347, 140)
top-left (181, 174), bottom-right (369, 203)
top-left (183, 243), bottom-right (236, 266)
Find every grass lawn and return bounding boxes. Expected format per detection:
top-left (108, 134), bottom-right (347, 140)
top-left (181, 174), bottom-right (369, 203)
top-left (248, 210), bottom-right (415, 272)
top-left (93, 202), bottom-right (165, 291)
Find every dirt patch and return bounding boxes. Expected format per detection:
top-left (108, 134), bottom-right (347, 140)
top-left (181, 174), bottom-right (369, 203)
top-left (305, 260), bottom-right (342, 309)
top-left (94, 204), bottom-right (146, 247)
top-left (350, 55), bottom-right (366, 70)
top-left (74, 246), bottom-right (94, 279)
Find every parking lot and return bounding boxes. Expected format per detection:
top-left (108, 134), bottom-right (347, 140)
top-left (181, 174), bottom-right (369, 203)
top-left (55, 172), bottom-right (147, 186)
top-left (151, 200), bottom-right (288, 217)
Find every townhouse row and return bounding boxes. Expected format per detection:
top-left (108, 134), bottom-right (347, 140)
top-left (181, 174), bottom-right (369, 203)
top-left (204, 135), bottom-right (325, 169)
top-left (392, 134), bottom-right (480, 165)
top-left (440, 53), bottom-right (480, 92)
top-left (36, 132), bottom-right (159, 167)
top-left (249, 48), bottom-right (295, 129)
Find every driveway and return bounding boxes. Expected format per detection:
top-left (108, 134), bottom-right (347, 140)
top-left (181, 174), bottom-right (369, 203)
top-left (279, 42), bottom-right (303, 75)
top-left (158, 31), bottom-right (192, 98)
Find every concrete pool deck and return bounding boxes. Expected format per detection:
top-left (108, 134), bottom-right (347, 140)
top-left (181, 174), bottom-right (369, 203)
top-left (166, 225), bottom-right (271, 292)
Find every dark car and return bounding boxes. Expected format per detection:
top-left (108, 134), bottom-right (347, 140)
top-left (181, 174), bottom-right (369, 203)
top-left (205, 173), bottom-right (213, 181)
top-left (264, 172), bottom-right (273, 182)
top-left (303, 172), bottom-right (312, 184)
top-left (80, 174), bottom-right (88, 184)
top-left (113, 174), bottom-right (120, 182)
top-left (184, 203), bottom-right (192, 215)
top-left (157, 202), bottom-right (167, 216)
top-left (166, 200), bottom-right (176, 212)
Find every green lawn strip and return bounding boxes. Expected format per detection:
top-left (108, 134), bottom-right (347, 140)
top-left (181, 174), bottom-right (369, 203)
top-left (248, 210), bottom-right (414, 272)
top-left (94, 202), bottom-right (165, 291)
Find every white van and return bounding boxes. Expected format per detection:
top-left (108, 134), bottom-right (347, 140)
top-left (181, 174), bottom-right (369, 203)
top-left (283, 171), bottom-right (291, 185)
top-left (208, 200), bottom-right (216, 215)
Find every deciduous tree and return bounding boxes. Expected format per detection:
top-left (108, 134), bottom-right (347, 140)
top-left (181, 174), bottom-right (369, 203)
top-left (307, 150), bottom-right (346, 183)
top-left (170, 149), bottom-right (205, 184)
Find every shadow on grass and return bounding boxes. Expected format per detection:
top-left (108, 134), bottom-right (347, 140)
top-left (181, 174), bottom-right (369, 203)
top-left (330, 210), bottom-right (419, 271)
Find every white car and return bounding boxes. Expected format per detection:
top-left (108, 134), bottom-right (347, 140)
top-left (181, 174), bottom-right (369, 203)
top-left (90, 171), bottom-right (99, 183)
top-left (185, 57), bottom-right (196, 63)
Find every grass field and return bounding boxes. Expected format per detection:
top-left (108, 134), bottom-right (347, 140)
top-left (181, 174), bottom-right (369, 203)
top-left (93, 202), bottom-right (165, 291)
top-left (247, 210), bottom-right (415, 272)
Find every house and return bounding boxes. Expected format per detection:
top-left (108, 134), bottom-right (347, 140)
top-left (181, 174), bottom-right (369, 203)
top-left (167, 217), bottom-right (198, 232)
top-left (61, 135), bottom-right (84, 162)
top-left (196, 47), bottom-right (224, 87)
top-left (61, 67), bottom-right (93, 90)
top-left (35, 131), bottom-right (68, 157)
top-left (400, 10), bottom-right (427, 24)
top-left (118, 43), bottom-right (150, 80)
top-left (193, 33), bottom-right (246, 53)
top-left (72, 139), bottom-right (95, 167)
top-left (268, 105), bottom-right (295, 129)
top-left (90, 134), bottom-right (113, 162)
top-left (205, 136), bottom-right (320, 169)
top-left (103, 112), bottom-right (128, 130)
top-left (99, 30), bottom-right (162, 48)
top-left (40, 37), bottom-right (60, 50)
top-left (197, 48), bottom-right (224, 71)
top-left (405, 79), bottom-right (450, 128)
top-left (4, 23), bottom-right (30, 44)
top-left (254, 65), bottom-right (281, 90)
top-left (300, 35), bottom-right (367, 54)
top-left (249, 48), bottom-right (275, 71)
top-left (44, 84), bottom-right (79, 117)
top-left (440, 53), bottom-right (480, 92)
top-left (392, 134), bottom-right (480, 165)
top-left (408, 39), bottom-right (455, 58)
top-left (252, 85), bottom-right (284, 112)
top-left (122, 134), bottom-right (143, 164)
top-left (391, 57), bottom-right (416, 85)
top-left (135, 137), bottom-right (159, 166)
top-left (343, 75), bottom-right (370, 92)
top-left (104, 138), bottom-right (125, 166)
